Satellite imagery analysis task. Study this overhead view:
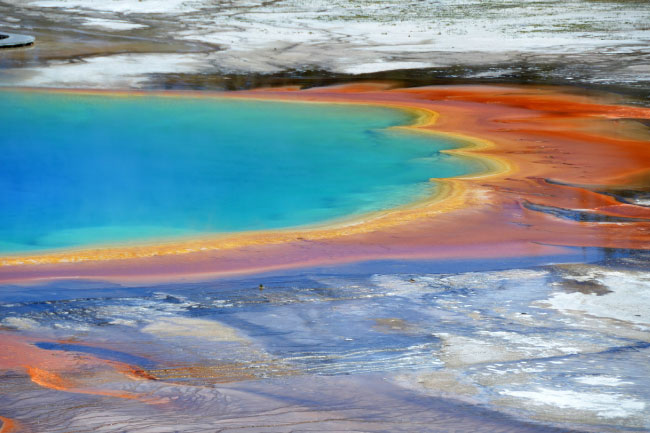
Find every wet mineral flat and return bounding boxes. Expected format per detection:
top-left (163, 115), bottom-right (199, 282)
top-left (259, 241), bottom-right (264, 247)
top-left (1, 250), bottom-right (647, 432)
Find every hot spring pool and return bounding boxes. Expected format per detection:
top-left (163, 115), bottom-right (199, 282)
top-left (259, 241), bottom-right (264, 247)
top-left (0, 90), bottom-right (479, 253)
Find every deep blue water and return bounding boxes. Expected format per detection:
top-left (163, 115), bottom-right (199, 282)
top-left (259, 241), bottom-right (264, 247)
top-left (34, 342), bottom-right (157, 368)
top-left (0, 90), bottom-right (478, 253)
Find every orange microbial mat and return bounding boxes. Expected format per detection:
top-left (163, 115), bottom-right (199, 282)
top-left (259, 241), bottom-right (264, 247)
top-left (1, 84), bottom-right (649, 284)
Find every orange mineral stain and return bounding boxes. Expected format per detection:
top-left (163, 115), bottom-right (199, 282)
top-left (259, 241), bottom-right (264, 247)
top-left (0, 334), bottom-right (81, 372)
top-left (0, 84), bottom-right (649, 284)
top-left (1, 334), bottom-right (157, 403)
top-left (26, 366), bottom-right (154, 401)
top-left (0, 416), bottom-right (19, 433)
top-left (25, 366), bottom-right (72, 391)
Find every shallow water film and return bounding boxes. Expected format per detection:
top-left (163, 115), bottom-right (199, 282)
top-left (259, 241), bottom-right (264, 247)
top-left (1, 83), bottom-right (649, 433)
top-left (1, 251), bottom-right (649, 432)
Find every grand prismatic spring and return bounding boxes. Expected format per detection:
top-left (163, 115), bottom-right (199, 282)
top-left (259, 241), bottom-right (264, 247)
top-left (2, 1), bottom-right (650, 432)
top-left (0, 89), bottom-right (482, 254)
top-left (1, 83), bottom-right (649, 433)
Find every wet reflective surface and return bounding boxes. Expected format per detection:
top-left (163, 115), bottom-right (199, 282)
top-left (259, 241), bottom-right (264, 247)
top-left (1, 250), bottom-right (648, 432)
top-left (1, 89), bottom-right (477, 254)
top-left (0, 81), bottom-right (648, 432)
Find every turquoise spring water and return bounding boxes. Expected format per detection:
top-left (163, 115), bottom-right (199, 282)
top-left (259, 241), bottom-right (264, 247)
top-left (0, 90), bottom-right (480, 254)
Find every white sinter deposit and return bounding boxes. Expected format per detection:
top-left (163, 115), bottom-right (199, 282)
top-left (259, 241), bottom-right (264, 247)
top-left (1, 0), bottom-right (649, 87)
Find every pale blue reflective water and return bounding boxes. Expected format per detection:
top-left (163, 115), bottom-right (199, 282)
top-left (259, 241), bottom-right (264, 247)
top-left (1, 251), bottom-right (647, 432)
top-left (0, 91), bottom-right (478, 253)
